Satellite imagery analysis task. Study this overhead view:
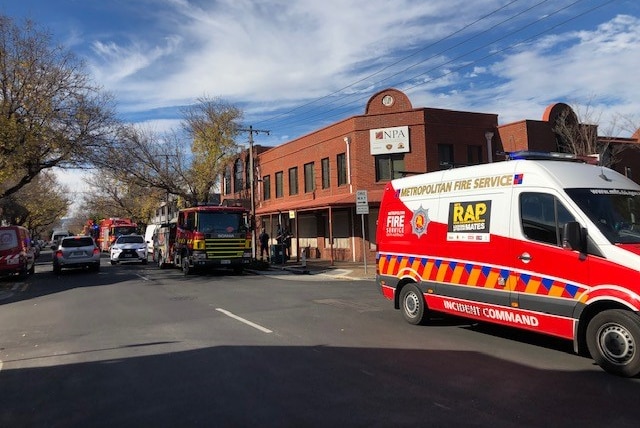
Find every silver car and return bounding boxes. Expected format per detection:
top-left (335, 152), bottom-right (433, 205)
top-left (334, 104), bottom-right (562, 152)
top-left (52, 236), bottom-right (101, 274)
top-left (110, 234), bottom-right (148, 265)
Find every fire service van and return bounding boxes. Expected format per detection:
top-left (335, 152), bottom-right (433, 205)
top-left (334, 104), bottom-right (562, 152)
top-left (376, 152), bottom-right (640, 377)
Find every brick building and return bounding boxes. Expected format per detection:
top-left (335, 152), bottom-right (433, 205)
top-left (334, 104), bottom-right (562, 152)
top-left (219, 89), bottom-right (639, 264)
top-left (225, 88), bottom-right (498, 263)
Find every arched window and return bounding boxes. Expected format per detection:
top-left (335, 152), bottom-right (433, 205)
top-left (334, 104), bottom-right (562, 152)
top-left (224, 166), bottom-right (232, 195)
top-left (234, 158), bottom-right (244, 192)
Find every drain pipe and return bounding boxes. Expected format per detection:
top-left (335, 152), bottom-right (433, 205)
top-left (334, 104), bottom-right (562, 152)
top-left (344, 136), bottom-right (352, 193)
top-left (485, 131), bottom-right (494, 163)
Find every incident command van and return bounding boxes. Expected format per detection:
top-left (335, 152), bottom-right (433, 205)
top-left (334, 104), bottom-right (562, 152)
top-left (376, 152), bottom-right (640, 377)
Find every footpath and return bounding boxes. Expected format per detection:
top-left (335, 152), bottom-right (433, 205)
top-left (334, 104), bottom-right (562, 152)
top-left (252, 258), bottom-right (376, 281)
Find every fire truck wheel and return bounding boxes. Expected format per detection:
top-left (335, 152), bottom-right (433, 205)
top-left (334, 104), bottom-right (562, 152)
top-left (182, 257), bottom-right (191, 276)
top-left (586, 309), bottom-right (640, 377)
top-left (399, 283), bottom-right (428, 325)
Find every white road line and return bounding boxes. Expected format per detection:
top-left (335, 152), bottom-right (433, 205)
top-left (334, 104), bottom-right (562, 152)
top-left (0, 359), bottom-right (3, 372)
top-left (136, 274), bottom-right (150, 281)
top-left (214, 307), bottom-right (273, 333)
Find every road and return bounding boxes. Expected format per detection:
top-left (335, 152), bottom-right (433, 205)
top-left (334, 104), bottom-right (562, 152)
top-left (1, 251), bottom-right (638, 427)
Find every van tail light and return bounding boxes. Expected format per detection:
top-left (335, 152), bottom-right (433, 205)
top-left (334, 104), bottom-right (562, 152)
top-left (93, 248), bottom-right (100, 256)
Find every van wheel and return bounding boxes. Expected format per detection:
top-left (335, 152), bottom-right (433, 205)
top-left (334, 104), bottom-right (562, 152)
top-left (399, 283), bottom-right (428, 325)
top-left (586, 309), bottom-right (640, 377)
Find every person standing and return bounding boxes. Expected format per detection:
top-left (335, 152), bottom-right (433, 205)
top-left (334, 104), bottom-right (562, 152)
top-left (259, 228), bottom-right (269, 261)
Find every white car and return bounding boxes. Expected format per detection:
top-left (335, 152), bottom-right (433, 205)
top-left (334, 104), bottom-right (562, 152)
top-left (110, 234), bottom-right (148, 265)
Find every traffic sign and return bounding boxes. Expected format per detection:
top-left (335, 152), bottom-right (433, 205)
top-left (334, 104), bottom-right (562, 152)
top-left (356, 190), bottom-right (369, 214)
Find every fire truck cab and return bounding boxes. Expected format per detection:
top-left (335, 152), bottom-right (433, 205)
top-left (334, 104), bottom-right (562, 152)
top-left (97, 218), bottom-right (138, 251)
top-left (174, 205), bottom-right (251, 275)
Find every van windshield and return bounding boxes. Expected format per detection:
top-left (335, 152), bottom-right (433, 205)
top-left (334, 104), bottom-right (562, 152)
top-left (566, 188), bottom-right (640, 244)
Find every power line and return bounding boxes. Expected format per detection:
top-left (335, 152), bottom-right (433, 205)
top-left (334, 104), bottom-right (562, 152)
top-left (254, 0), bottom-right (615, 135)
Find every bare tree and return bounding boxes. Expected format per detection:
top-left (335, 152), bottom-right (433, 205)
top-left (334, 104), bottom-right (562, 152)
top-left (91, 97), bottom-right (243, 207)
top-left (0, 15), bottom-right (118, 200)
top-left (552, 101), bottom-right (637, 167)
top-left (82, 170), bottom-right (165, 226)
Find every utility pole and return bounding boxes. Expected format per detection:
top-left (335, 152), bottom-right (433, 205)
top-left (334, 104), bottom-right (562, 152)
top-left (238, 125), bottom-right (270, 260)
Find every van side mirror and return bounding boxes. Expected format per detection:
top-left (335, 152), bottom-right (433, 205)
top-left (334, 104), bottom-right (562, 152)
top-left (562, 221), bottom-right (585, 252)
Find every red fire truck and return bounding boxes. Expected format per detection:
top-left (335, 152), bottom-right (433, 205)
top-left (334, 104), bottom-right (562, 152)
top-left (173, 205), bottom-right (251, 275)
top-left (97, 218), bottom-right (138, 251)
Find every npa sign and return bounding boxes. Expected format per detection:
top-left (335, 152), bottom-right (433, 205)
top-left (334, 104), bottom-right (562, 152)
top-left (370, 126), bottom-right (409, 155)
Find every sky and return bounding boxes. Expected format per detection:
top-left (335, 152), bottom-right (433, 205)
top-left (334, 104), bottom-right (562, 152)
top-left (2, 0), bottom-right (640, 208)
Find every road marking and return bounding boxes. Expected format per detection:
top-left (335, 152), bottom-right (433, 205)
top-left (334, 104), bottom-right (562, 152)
top-left (136, 274), bottom-right (150, 281)
top-left (0, 359), bottom-right (3, 372)
top-left (214, 307), bottom-right (273, 333)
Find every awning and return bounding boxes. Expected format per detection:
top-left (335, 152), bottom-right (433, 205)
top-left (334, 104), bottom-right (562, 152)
top-left (255, 189), bottom-right (383, 216)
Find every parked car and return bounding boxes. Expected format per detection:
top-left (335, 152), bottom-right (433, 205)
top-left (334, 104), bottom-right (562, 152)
top-left (110, 234), bottom-right (148, 265)
top-left (52, 236), bottom-right (101, 274)
top-left (0, 225), bottom-right (36, 279)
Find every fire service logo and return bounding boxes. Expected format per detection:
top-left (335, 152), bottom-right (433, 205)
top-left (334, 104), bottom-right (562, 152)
top-left (411, 206), bottom-right (430, 238)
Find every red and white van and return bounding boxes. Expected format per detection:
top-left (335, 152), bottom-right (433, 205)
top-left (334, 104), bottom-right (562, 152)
top-left (376, 152), bottom-right (640, 377)
top-left (0, 225), bottom-right (36, 279)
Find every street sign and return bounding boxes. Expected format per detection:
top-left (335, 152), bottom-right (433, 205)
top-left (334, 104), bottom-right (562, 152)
top-left (356, 190), bottom-right (369, 215)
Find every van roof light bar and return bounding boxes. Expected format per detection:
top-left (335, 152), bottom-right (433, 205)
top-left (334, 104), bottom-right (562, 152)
top-left (501, 151), bottom-right (597, 164)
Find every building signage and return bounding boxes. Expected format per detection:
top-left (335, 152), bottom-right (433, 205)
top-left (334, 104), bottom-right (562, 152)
top-left (369, 126), bottom-right (410, 155)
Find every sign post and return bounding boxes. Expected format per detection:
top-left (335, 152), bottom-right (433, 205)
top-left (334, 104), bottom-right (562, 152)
top-left (356, 190), bottom-right (369, 275)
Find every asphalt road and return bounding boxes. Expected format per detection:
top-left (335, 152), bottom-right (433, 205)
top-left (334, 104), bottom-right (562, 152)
top-left (1, 251), bottom-right (638, 427)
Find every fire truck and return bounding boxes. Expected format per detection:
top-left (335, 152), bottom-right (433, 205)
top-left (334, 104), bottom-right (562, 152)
top-left (97, 218), bottom-right (138, 251)
top-left (174, 205), bottom-right (251, 275)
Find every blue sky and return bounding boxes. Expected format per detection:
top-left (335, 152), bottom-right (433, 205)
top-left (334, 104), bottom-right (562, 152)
top-left (2, 0), bottom-right (639, 199)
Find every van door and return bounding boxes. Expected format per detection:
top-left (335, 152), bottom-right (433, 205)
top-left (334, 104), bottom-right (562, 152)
top-left (509, 190), bottom-right (589, 335)
top-left (434, 192), bottom-right (513, 309)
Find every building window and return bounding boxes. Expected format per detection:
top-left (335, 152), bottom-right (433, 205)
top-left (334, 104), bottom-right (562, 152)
top-left (304, 162), bottom-right (315, 193)
top-left (275, 171), bottom-right (283, 198)
top-left (289, 166), bottom-right (298, 195)
top-left (321, 157), bottom-right (330, 189)
top-left (438, 144), bottom-right (454, 170)
top-left (224, 166), bottom-right (232, 195)
top-left (263, 175), bottom-right (271, 200)
top-left (234, 158), bottom-right (244, 192)
top-left (375, 154), bottom-right (405, 181)
top-left (337, 153), bottom-right (347, 186)
top-left (467, 145), bottom-right (483, 165)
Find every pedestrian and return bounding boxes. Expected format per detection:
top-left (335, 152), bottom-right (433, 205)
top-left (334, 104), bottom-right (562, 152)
top-left (259, 228), bottom-right (269, 261)
top-left (283, 226), bottom-right (292, 260)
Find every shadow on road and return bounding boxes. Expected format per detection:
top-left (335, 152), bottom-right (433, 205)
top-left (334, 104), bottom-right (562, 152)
top-left (0, 344), bottom-right (637, 427)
